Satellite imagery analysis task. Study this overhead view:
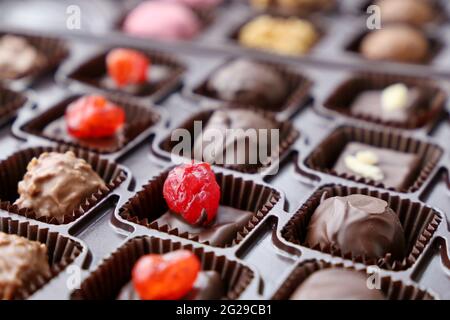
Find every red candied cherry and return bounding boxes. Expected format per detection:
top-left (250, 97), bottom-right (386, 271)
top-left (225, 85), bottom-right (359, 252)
top-left (163, 162), bottom-right (220, 226)
top-left (132, 250), bottom-right (201, 300)
top-left (106, 48), bottom-right (150, 87)
top-left (65, 95), bottom-right (125, 139)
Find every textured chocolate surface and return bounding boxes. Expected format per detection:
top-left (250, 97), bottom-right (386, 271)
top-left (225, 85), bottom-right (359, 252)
top-left (43, 117), bottom-right (126, 151)
top-left (333, 142), bottom-right (420, 190)
top-left (290, 268), bottom-right (385, 300)
top-left (117, 270), bottom-right (225, 300)
top-left (14, 151), bottom-right (106, 221)
top-left (192, 109), bottom-right (278, 169)
top-left (206, 59), bottom-right (288, 109)
top-left (350, 87), bottom-right (422, 123)
top-left (304, 194), bottom-right (406, 260)
top-left (156, 206), bottom-right (254, 247)
top-left (0, 232), bottom-right (51, 300)
top-left (0, 35), bottom-right (46, 80)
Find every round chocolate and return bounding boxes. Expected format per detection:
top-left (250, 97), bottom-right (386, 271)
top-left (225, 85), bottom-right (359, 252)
top-left (360, 25), bottom-right (429, 63)
top-left (14, 151), bottom-right (106, 222)
top-left (375, 0), bottom-right (434, 27)
top-left (290, 268), bottom-right (385, 300)
top-left (207, 59), bottom-right (288, 110)
top-left (304, 194), bottom-right (406, 260)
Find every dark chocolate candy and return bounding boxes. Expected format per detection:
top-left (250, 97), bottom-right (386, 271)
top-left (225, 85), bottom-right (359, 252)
top-left (206, 59), bottom-right (288, 109)
top-left (290, 268), bottom-right (385, 300)
top-left (117, 271), bottom-right (225, 300)
top-left (333, 142), bottom-right (420, 190)
top-left (192, 109), bottom-right (278, 169)
top-left (156, 206), bottom-right (254, 247)
top-left (304, 194), bottom-right (406, 260)
top-left (43, 117), bottom-right (126, 151)
top-left (350, 87), bottom-right (422, 123)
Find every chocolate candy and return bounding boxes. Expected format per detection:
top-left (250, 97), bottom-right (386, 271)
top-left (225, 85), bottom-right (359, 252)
top-left (360, 25), bottom-right (429, 63)
top-left (156, 206), bottom-right (254, 247)
top-left (333, 142), bottom-right (420, 190)
top-left (14, 151), bottom-right (106, 222)
top-left (192, 109), bottom-right (277, 169)
top-left (290, 268), bottom-right (385, 300)
top-left (304, 194), bottom-right (406, 260)
top-left (0, 35), bottom-right (46, 80)
top-left (206, 59), bottom-right (288, 109)
top-left (0, 232), bottom-right (51, 300)
top-left (117, 270), bottom-right (225, 300)
top-left (375, 0), bottom-right (435, 27)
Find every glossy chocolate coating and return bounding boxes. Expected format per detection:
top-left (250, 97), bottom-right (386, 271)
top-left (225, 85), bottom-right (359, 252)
top-left (192, 109), bottom-right (277, 168)
top-left (333, 142), bottom-right (420, 190)
top-left (304, 194), bottom-right (406, 260)
top-left (290, 268), bottom-right (385, 300)
top-left (117, 271), bottom-right (225, 300)
top-left (206, 59), bottom-right (288, 109)
top-left (156, 206), bottom-right (254, 247)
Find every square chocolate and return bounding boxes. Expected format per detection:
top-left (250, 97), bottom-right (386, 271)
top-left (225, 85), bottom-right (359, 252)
top-left (20, 95), bottom-right (160, 154)
top-left (63, 49), bottom-right (185, 101)
top-left (304, 126), bottom-right (442, 192)
top-left (157, 108), bottom-right (299, 174)
top-left (0, 86), bottom-right (28, 124)
top-left (72, 236), bottom-right (254, 300)
top-left (323, 73), bottom-right (446, 129)
top-left (119, 168), bottom-right (280, 247)
top-left (333, 142), bottom-right (421, 190)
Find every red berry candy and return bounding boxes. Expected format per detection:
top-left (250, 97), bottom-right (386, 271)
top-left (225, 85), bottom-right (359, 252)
top-left (132, 250), bottom-right (200, 300)
top-left (65, 95), bottom-right (126, 139)
top-left (163, 162), bottom-right (220, 226)
top-left (106, 48), bottom-right (150, 87)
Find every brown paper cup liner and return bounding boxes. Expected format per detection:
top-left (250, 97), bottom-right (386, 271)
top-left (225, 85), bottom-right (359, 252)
top-left (0, 145), bottom-right (127, 225)
top-left (159, 107), bottom-right (299, 174)
top-left (71, 235), bottom-right (254, 300)
top-left (0, 216), bottom-right (83, 299)
top-left (119, 168), bottom-right (280, 248)
top-left (272, 260), bottom-right (436, 300)
top-left (0, 86), bottom-right (28, 121)
top-left (191, 58), bottom-right (312, 113)
top-left (304, 126), bottom-right (442, 192)
top-left (65, 48), bottom-right (185, 100)
top-left (346, 27), bottom-right (442, 65)
top-left (281, 184), bottom-right (441, 270)
top-left (20, 95), bottom-right (160, 154)
top-left (0, 32), bottom-right (68, 82)
top-left (323, 72), bottom-right (447, 129)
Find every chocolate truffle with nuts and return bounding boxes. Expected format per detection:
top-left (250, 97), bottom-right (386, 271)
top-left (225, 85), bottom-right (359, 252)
top-left (0, 232), bottom-right (51, 299)
top-left (14, 151), bottom-right (106, 222)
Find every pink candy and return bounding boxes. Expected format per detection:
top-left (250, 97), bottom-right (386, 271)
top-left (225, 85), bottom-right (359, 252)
top-left (123, 1), bottom-right (201, 40)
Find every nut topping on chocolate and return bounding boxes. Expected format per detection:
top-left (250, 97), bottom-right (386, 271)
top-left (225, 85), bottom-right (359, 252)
top-left (344, 150), bottom-right (384, 181)
top-left (381, 83), bottom-right (409, 113)
top-left (14, 151), bottom-right (106, 222)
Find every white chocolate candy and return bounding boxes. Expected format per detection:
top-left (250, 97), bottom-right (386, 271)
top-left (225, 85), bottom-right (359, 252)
top-left (381, 83), bottom-right (409, 113)
top-left (344, 150), bottom-right (384, 181)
